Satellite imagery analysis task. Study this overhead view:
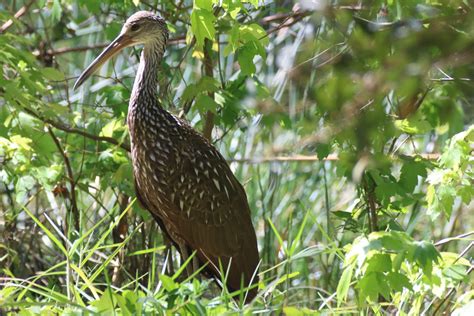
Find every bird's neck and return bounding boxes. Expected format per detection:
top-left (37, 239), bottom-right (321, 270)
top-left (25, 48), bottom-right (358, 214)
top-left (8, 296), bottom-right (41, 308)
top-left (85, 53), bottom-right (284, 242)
top-left (128, 39), bottom-right (178, 146)
top-left (130, 40), bottom-right (165, 109)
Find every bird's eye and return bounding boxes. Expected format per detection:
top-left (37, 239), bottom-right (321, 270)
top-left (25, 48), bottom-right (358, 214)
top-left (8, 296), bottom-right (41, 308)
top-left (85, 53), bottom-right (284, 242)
top-left (130, 24), bottom-right (141, 32)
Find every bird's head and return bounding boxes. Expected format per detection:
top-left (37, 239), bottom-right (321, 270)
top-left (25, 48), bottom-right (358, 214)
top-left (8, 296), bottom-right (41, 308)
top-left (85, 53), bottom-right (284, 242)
top-left (73, 11), bottom-right (168, 90)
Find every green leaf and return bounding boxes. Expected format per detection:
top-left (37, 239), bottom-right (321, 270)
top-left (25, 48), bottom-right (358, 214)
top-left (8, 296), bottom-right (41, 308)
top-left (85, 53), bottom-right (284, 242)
top-left (273, 271), bottom-right (300, 287)
top-left (392, 252), bottom-right (405, 272)
top-left (394, 117), bottom-right (432, 134)
top-left (316, 143), bottom-right (331, 160)
top-left (22, 205), bottom-right (68, 256)
top-left (399, 159), bottom-right (427, 192)
top-left (337, 261), bottom-right (355, 305)
top-left (41, 67), bottom-right (65, 81)
top-left (15, 175), bottom-right (36, 204)
top-left (440, 147), bottom-right (463, 170)
top-left (386, 272), bottom-right (412, 292)
top-left (442, 265), bottom-right (468, 281)
top-left (194, 0), bottom-right (213, 11)
top-left (237, 44), bottom-right (257, 75)
top-left (459, 185), bottom-right (474, 204)
top-left (100, 119), bottom-right (125, 138)
top-left (182, 84), bottom-right (198, 102)
top-left (437, 184), bottom-right (456, 217)
top-left (240, 23), bottom-right (269, 46)
top-left (191, 9), bottom-right (216, 46)
top-left (32, 166), bottom-right (60, 190)
top-left (224, 24), bottom-right (240, 55)
top-left (440, 252), bottom-right (471, 266)
top-left (196, 76), bottom-right (220, 92)
top-left (51, 0), bottom-right (62, 22)
top-left (127, 246), bottom-right (166, 256)
top-left (365, 253), bottom-right (392, 273)
top-left (374, 181), bottom-right (401, 205)
top-left (114, 293), bottom-right (132, 316)
top-left (413, 241), bottom-right (440, 278)
top-left (159, 274), bottom-right (178, 292)
top-left (10, 135), bottom-right (32, 151)
top-left (267, 217), bottom-right (285, 254)
top-left (222, 0), bottom-right (241, 19)
top-left (81, 0), bottom-right (100, 13)
top-left (288, 210), bottom-right (309, 255)
top-left (380, 231), bottom-right (410, 251)
top-left (91, 292), bottom-right (116, 313)
top-left (357, 272), bottom-right (381, 303)
top-left (283, 307), bottom-right (305, 316)
top-left (243, 0), bottom-right (259, 8)
top-left (195, 94), bottom-right (219, 114)
top-left (122, 290), bottom-right (141, 314)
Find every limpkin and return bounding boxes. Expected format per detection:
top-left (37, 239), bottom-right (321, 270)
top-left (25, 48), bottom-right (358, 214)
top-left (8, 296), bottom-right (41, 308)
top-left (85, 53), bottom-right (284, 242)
top-left (73, 11), bottom-right (259, 301)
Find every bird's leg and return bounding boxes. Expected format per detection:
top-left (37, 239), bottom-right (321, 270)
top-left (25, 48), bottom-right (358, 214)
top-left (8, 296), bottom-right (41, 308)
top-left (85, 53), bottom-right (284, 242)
top-left (163, 236), bottom-right (174, 275)
top-left (192, 255), bottom-right (199, 274)
top-left (179, 244), bottom-right (194, 277)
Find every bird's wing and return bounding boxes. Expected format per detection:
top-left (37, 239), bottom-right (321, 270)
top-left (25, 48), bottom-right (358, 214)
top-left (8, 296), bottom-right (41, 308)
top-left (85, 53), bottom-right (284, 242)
top-left (163, 131), bottom-right (259, 298)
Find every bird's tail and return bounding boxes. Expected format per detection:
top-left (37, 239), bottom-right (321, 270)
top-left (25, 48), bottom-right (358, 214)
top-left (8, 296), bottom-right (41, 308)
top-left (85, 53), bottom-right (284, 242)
top-left (197, 246), bottom-right (259, 304)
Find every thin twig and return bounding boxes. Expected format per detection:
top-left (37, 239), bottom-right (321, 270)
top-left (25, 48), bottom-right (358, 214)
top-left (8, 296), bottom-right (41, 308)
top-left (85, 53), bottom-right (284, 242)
top-left (363, 174), bottom-right (378, 232)
top-left (33, 36), bottom-right (187, 57)
top-left (0, 0), bottom-right (36, 34)
top-left (435, 231), bottom-right (474, 247)
top-left (202, 39), bottom-right (215, 140)
top-left (47, 127), bottom-right (80, 233)
top-left (23, 107), bottom-right (131, 152)
top-left (264, 10), bottom-right (312, 38)
top-left (228, 153), bottom-right (439, 164)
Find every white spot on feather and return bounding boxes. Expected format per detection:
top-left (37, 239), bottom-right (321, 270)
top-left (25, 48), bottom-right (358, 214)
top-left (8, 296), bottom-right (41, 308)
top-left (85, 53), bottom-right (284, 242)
top-left (224, 186), bottom-right (229, 199)
top-left (213, 179), bottom-right (221, 191)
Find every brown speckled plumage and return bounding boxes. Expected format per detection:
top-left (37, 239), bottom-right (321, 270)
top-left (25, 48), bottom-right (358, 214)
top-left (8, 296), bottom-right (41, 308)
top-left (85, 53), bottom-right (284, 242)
top-left (74, 11), bottom-right (259, 302)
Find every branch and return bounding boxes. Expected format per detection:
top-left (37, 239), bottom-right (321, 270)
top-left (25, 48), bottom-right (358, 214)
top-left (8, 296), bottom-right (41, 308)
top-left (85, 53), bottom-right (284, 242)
top-left (39, 9), bottom-right (308, 59)
top-left (264, 10), bottom-right (313, 37)
top-left (227, 153), bottom-right (440, 164)
top-left (202, 39), bottom-right (215, 141)
top-left (435, 231), bottom-right (474, 247)
top-left (260, 4), bottom-right (365, 25)
top-left (363, 174), bottom-right (378, 232)
top-left (34, 36), bottom-right (187, 57)
top-left (23, 107), bottom-right (130, 152)
top-left (0, 0), bottom-right (36, 34)
top-left (47, 127), bottom-right (80, 232)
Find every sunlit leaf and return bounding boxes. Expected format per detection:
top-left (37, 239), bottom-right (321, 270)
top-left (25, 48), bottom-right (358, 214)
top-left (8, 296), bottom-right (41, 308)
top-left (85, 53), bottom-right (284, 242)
top-left (191, 9), bottom-right (216, 46)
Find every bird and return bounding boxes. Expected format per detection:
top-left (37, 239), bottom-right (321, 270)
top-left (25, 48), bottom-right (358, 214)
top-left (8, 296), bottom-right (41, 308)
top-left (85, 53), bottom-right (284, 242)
top-left (73, 11), bottom-right (259, 302)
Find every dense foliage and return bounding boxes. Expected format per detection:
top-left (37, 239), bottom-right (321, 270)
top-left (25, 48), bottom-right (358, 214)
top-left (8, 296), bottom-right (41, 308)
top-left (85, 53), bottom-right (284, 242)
top-left (0, 0), bottom-right (473, 314)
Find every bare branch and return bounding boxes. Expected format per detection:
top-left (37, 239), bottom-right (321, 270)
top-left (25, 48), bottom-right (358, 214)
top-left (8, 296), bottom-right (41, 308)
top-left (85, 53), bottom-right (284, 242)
top-left (47, 126), bottom-right (80, 232)
top-left (228, 153), bottom-right (440, 164)
top-left (0, 0), bottom-right (36, 34)
top-left (34, 36), bottom-right (187, 57)
top-left (23, 107), bottom-right (131, 152)
top-left (202, 38), bottom-right (215, 141)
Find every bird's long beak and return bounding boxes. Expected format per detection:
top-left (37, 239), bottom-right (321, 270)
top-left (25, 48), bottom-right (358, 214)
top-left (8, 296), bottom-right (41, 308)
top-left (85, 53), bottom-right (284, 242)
top-left (73, 33), bottom-right (134, 90)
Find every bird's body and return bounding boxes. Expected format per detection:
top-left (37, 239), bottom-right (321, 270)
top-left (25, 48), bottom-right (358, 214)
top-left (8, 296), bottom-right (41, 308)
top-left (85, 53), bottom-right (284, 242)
top-left (74, 11), bottom-right (259, 301)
